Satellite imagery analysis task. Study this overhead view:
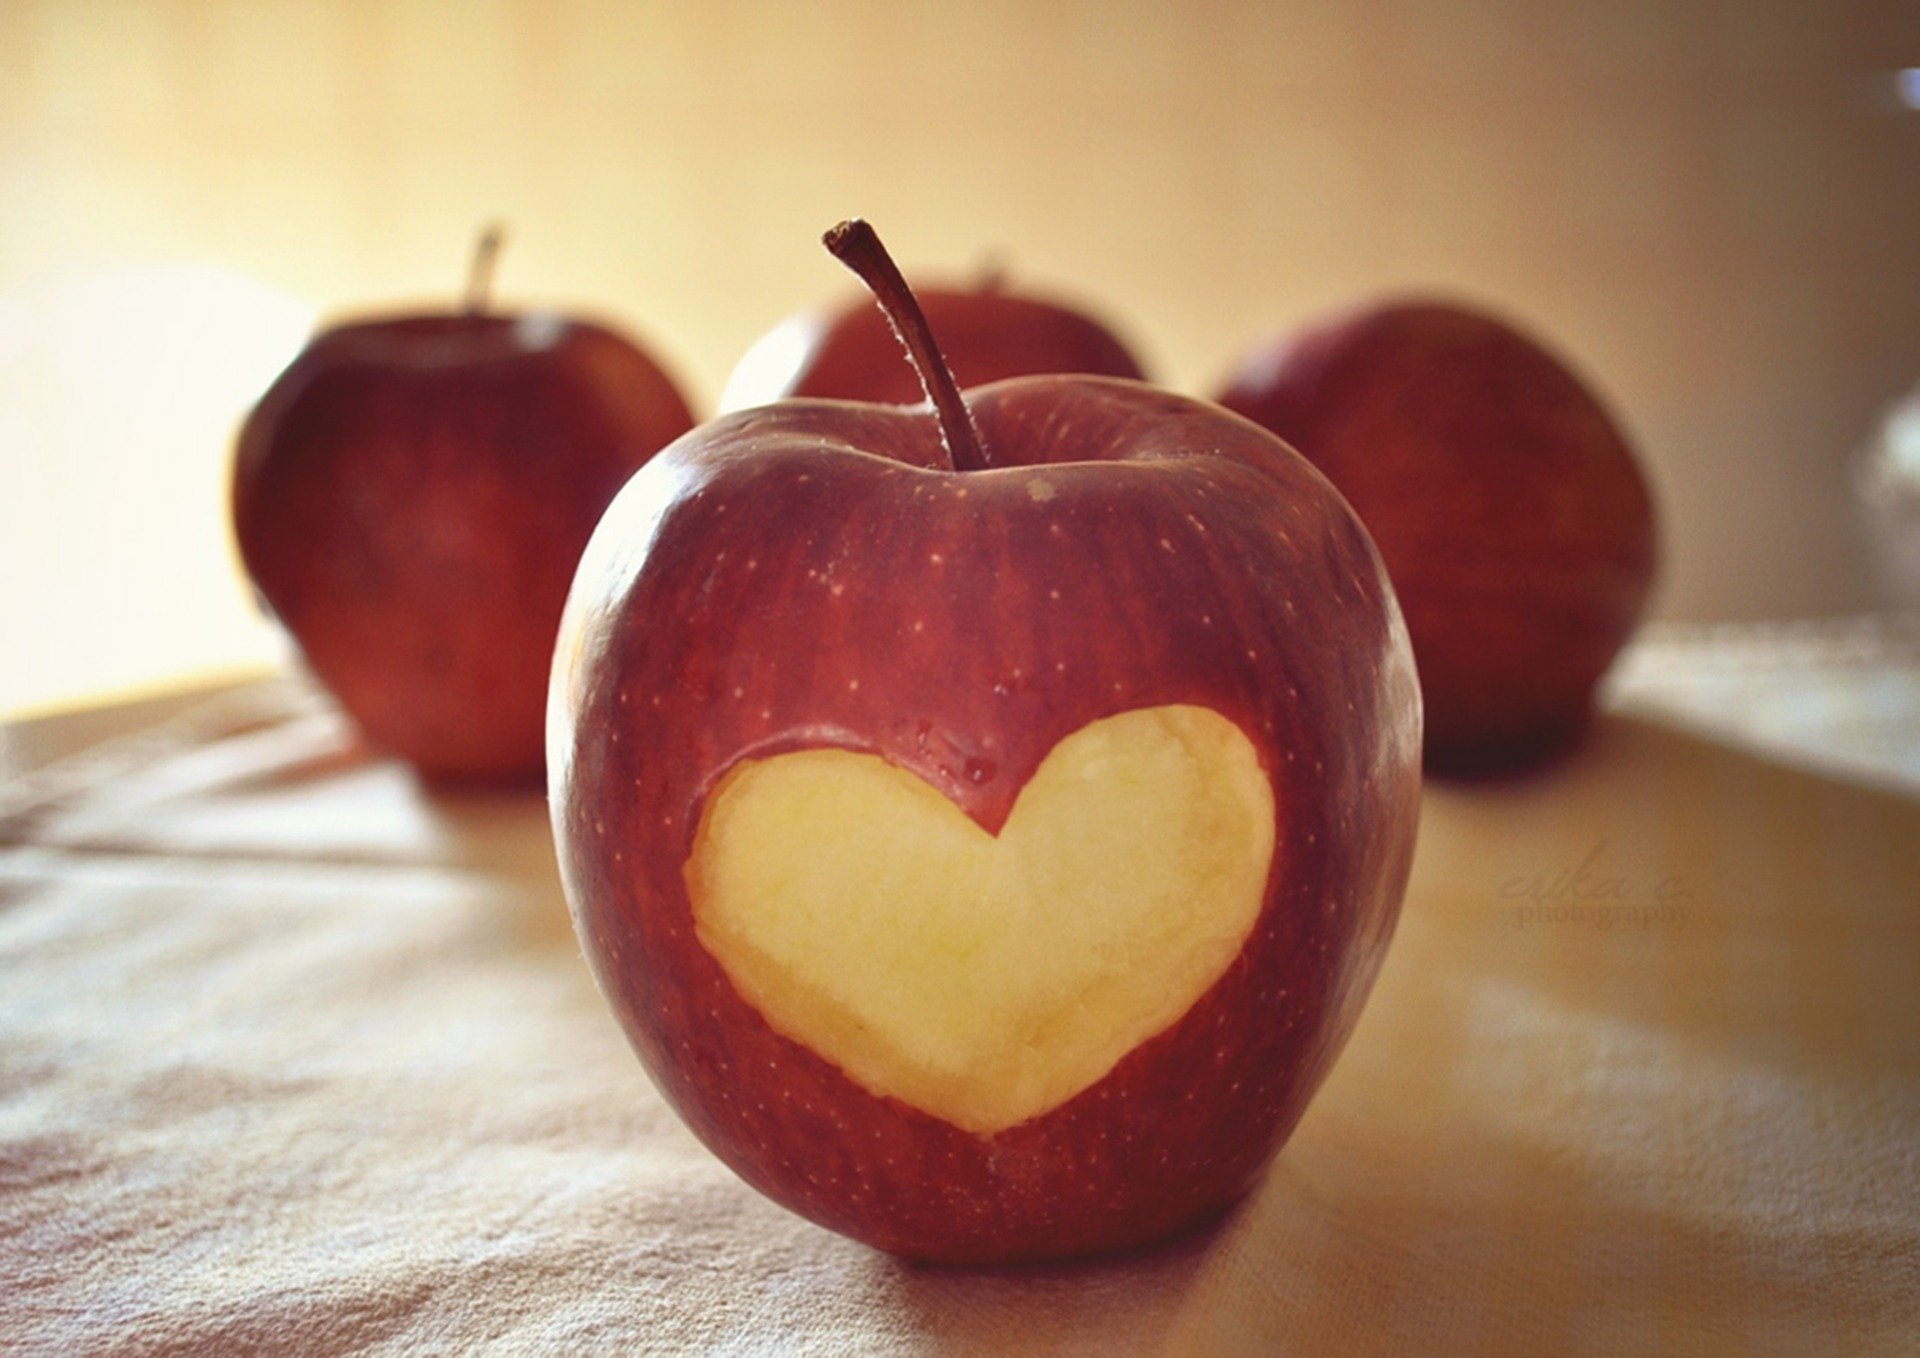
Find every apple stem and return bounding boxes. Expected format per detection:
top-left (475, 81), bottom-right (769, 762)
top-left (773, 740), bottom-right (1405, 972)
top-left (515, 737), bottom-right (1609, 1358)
top-left (973, 248), bottom-right (1009, 295)
top-left (465, 223), bottom-right (506, 315)
top-left (823, 219), bottom-right (989, 473)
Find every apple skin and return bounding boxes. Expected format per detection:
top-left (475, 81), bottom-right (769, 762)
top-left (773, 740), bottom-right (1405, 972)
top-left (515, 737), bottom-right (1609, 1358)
top-left (234, 312), bottom-right (695, 783)
top-left (1217, 300), bottom-right (1658, 773)
top-left (720, 282), bottom-right (1147, 410)
top-left (549, 376), bottom-right (1422, 1263)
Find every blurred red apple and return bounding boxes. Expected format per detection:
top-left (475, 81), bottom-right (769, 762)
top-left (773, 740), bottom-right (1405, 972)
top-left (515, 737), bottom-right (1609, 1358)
top-left (1218, 299), bottom-right (1658, 772)
top-left (550, 221), bottom-right (1421, 1264)
top-left (719, 258), bottom-right (1145, 411)
top-left (234, 230), bottom-right (695, 783)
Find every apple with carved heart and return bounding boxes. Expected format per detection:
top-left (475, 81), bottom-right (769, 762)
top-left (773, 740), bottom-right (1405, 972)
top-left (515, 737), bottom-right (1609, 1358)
top-left (549, 221), bottom-right (1422, 1263)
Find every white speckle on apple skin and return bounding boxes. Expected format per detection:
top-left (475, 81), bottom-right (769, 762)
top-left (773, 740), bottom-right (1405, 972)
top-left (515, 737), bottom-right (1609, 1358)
top-left (928, 552), bottom-right (945, 566)
top-left (848, 679), bottom-right (860, 693)
top-left (1027, 478), bottom-right (1057, 503)
top-left (1158, 537), bottom-right (1175, 553)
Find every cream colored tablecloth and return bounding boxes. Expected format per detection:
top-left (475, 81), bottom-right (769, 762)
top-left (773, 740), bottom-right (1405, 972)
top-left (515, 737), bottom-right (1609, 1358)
top-left (3, 621), bottom-right (1918, 1355)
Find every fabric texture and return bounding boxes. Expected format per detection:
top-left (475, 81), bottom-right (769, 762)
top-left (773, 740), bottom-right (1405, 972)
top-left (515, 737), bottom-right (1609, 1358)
top-left (3, 621), bottom-right (1918, 1354)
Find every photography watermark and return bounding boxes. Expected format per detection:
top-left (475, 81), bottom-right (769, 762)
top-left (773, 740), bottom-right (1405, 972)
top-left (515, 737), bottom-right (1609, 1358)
top-left (1501, 840), bottom-right (1691, 931)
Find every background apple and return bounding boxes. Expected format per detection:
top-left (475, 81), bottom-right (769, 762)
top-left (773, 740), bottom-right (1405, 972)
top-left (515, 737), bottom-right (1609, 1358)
top-left (550, 221), bottom-right (1421, 1263)
top-left (1218, 299), bottom-right (1659, 773)
top-left (718, 260), bottom-right (1146, 411)
top-left (234, 229), bottom-right (695, 782)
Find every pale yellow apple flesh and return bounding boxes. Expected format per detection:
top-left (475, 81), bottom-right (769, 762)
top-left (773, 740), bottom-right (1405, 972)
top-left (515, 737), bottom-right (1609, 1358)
top-left (684, 704), bottom-right (1276, 1135)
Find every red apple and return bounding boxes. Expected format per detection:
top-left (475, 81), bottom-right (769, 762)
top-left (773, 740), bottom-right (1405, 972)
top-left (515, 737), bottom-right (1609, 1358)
top-left (719, 260), bottom-right (1146, 411)
top-left (549, 221), bottom-right (1421, 1264)
top-left (233, 230), bottom-right (696, 783)
top-left (1217, 300), bottom-right (1659, 773)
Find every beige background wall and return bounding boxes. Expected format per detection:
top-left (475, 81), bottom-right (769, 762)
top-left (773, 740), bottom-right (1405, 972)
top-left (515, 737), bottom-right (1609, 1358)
top-left (3, 0), bottom-right (1918, 715)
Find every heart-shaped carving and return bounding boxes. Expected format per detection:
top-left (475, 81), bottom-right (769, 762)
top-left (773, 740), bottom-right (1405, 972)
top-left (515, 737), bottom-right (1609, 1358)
top-left (685, 704), bottom-right (1276, 1134)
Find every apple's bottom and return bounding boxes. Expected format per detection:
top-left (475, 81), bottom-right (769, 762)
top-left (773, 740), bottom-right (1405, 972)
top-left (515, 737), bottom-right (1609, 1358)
top-left (1426, 709), bottom-right (1592, 777)
top-left (884, 1185), bottom-right (1253, 1270)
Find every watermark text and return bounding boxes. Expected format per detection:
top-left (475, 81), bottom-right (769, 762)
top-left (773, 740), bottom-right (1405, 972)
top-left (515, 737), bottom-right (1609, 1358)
top-left (1501, 840), bottom-right (1690, 931)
